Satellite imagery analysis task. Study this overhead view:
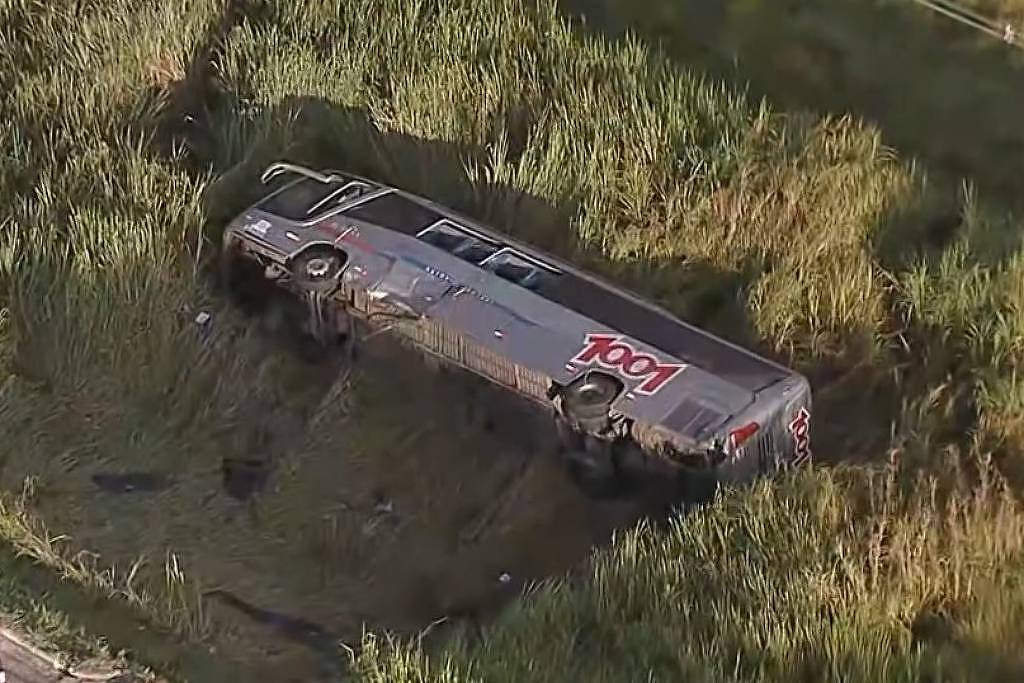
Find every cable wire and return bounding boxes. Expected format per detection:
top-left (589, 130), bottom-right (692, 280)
top-left (910, 0), bottom-right (1023, 48)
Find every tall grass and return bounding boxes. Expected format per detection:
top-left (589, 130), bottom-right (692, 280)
top-left (351, 459), bottom-right (1024, 682)
top-left (213, 0), bottom-right (926, 362)
top-left (197, 0), bottom-right (1024, 679)
top-left (0, 0), bottom-right (235, 661)
top-left (898, 188), bottom-right (1024, 449)
top-left (1, 0), bottom-right (1024, 679)
top-left (960, 0), bottom-right (1024, 24)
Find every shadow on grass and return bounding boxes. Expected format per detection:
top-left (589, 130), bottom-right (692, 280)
top-left (811, 184), bottom-right (1024, 472)
top-left (557, 0), bottom-right (1024, 212)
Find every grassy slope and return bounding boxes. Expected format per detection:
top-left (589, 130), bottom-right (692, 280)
top-left (353, 467), bottom-right (1024, 682)
top-left (962, 0), bottom-right (1024, 23)
top-left (0, 0), bottom-right (263, 678)
top-left (0, 0), bottom-right (1023, 680)
top-left (0, 544), bottom-right (123, 672)
top-left (557, 0), bottom-right (1024, 213)
top-left (209, 0), bottom-right (1022, 680)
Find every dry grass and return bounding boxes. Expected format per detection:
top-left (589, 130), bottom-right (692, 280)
top-left (1, 0), bottom-right (1024, 681)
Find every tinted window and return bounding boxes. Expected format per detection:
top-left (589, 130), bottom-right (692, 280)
top-left (527, 269), bottom-right (559, 291)
top-left (495, 261), bottom-right (534, 282)
top-left (307, 182), bottom-right (372, 214)
top-left (420, 228), bottom-right (468, 251)
top-left (417, 222), bottom-right (468, 250)
top-left (418, 221), bottom-right (499, 264)
top-left (483, 251), bottom-right (546, 287)
top-left (256, 179), bottom-right (345, 221)
top-left (343, 193), bottom-right (442, 235)
top-left (454, 241), bottom-right (499, 264)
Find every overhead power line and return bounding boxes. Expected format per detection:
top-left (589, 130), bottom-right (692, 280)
top-left (910, 0), bottom-right (1023, 48)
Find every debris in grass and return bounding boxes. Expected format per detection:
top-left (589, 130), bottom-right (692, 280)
top-left (177, 305), bottom-right (214, 341)
top-left (221, 457), bottom-right (271, 501)
top-left (90, 472), bottom-right (171, 494)
top-left (370, 488), bottom-right (393, 515)
top-left (497, 572), bottom-right (511, 584)
top-left (194, 310), bottom-right (213, 343)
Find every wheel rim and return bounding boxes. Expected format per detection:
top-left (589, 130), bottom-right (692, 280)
top-left (575, 380), bottom-right (610, 404)
top-left (570, 373), bottom-right (617, 407)
top-left (305, 257), bottom-right (332, 280)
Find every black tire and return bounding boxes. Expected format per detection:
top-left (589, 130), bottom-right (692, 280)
top-left (290, 247), bottom-right (348, 293)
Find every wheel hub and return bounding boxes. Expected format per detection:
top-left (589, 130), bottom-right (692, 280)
top-left (305, 257), bottom-right (331, 279)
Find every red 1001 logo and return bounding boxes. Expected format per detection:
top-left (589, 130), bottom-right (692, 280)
top-left (572, 334), bottom-right (686, 395)
top-left (788, 407), bottom-right (812, 465)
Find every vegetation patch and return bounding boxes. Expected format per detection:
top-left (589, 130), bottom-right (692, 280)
top-left (1, 0), bottom-right (1023, 680)
top-left (351, 460), bottom-right (1024, 682)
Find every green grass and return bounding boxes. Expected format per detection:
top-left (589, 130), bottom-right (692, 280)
top-left (1, 0), bottom-right (1024, 680)
top-left (0, 483), bottom-right (210, 642)
top-left (960, 0), bottom-right (1024, 23)
top-left (210, 0), bottom-right (926, 365)
top-left (350, 460), bottom-right (1024, 682)
top-left (0, 543), bottom-right (124, 671)
top-left (558, 0), bottom-right (1024, 210)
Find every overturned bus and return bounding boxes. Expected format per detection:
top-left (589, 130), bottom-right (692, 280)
top-left (220, 162), bottom-right (813, 497)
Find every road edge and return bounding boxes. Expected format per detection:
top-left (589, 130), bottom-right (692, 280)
top-left (0, 625), bottom-right (127, 682)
